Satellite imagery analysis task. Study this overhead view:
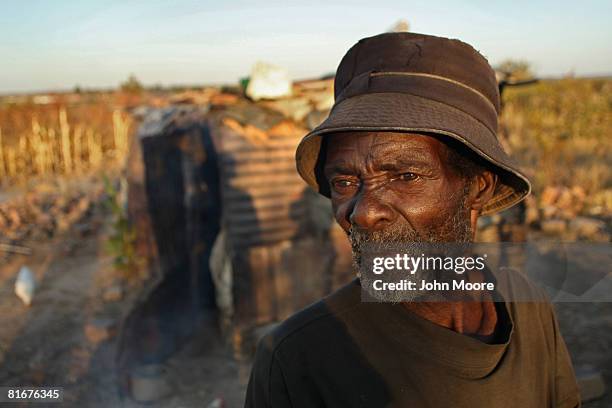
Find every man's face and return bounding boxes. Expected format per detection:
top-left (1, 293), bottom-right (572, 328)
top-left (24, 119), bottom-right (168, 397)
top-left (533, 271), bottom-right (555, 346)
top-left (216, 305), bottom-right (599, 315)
top-left (323, 132), bottom-right (475, 269)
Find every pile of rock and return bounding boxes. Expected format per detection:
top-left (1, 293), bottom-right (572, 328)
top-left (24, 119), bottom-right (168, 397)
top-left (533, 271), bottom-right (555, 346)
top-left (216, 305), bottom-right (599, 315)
top-left (534, 186), bottom-right (609, 240)
top-left (0, 180), bottom-right (105, 262)
top-left (539, 186), bottom-right (588, 219)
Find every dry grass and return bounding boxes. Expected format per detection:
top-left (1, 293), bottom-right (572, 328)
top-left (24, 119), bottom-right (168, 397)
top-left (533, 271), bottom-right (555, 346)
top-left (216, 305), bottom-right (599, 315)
top-left (0, 99), bottom-right (131, 185)
top-left (501, 77), bottom-right (611, 212)
top-left (1, 78), bottom-right (609, 214)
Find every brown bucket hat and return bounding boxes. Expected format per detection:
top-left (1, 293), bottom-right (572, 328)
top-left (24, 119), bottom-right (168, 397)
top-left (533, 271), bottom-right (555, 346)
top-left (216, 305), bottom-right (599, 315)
top-left (295, 32), bottom-right (531, 215)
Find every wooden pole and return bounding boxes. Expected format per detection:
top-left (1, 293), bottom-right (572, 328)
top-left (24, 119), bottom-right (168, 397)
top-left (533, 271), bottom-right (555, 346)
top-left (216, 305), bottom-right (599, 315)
top-left (59, 107), bottom-right (72, 172)
top-left (74, 125), bottom-right (82, 172)
top-left (0, 127), bottom-right (5, 181)
top-left (31, 118), bottom-right (41, 175)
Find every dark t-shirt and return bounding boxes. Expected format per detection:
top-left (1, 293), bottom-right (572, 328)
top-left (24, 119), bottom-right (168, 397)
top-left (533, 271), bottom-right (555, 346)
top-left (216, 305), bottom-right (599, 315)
top-left (245, 271), bottom-right (580, 408)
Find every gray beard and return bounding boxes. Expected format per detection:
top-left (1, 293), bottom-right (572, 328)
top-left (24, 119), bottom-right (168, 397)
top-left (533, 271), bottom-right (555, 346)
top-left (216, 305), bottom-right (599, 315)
top-left (349, 192), bottom-right (473, 303)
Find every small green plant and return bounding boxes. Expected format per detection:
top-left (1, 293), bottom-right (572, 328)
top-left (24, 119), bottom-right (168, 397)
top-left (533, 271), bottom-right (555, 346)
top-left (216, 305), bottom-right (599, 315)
top-left (103, 176), bottom-right (143, 282)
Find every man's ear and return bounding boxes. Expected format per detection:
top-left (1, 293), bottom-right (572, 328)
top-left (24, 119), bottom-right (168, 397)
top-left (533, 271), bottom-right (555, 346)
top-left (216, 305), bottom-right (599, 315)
top-left (470, 170), bottom-right (498, 213)
top-left (469, 171), bottom-right (497, 239)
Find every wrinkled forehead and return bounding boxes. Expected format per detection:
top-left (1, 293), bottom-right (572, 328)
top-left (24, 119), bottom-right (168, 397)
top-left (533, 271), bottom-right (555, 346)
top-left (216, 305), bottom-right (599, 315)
top-left (324, 131), bottom-right (448, 167)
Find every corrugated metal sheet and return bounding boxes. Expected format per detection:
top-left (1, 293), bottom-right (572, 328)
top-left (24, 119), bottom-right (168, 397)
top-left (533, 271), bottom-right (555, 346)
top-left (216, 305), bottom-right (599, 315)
top-left (211, 115), bottom-right (310, 250)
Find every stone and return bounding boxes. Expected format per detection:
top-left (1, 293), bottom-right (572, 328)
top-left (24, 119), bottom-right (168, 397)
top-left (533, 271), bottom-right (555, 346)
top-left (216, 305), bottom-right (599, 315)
top-left (7, 208), bottom-right (21, 228)
top-left (245, 62), bottom-right (292, 101)
top-left (589, 190), bottom-right (612, 213)
top-left (210, 93), bottom-right (239, 106)
top-left (36, 212), bottom-right (53, 226)
top-left (540, 219), bottom-right (566, 235)
top-left (540, 186), bottom-right (562, 206)
top-left (0, 212), bottom-right (7, 229)
top-left (84, 318), bottom-right (117, 344)
top-left (571, 186), bottom-right (586, 201)
top-left (62, 196), bottom-right (90, 227)
top-left (170, 89), bottom-right (215, 105)
top-left (541, 205), bottom-right (558, 219)
top-left (267, 120), bottom-right (305, 138)
top-left (261, 97), bottom-right (311, 122)
top-left (130, 364), bottom-right (173, 402)
top-left (569, 217), bottom-right (605, 238)
top-left (555, 188), bottom-right (575, 211)
top-left (56, 217), bottom-right (70, 233)
top-left (103, 285), bottom-right (123, 302)
top-left (52, 196), bottom-right (68, 213)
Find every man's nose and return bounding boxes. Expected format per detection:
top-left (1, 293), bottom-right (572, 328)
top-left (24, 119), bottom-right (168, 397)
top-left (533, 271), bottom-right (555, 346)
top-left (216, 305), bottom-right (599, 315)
top-left (349, 190), bottom-right (396, 232)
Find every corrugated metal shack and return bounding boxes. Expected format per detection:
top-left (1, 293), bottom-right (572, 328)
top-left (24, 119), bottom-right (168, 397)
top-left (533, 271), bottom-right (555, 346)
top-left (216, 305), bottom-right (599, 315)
top-left (117, 79), bottom-right (353, 387)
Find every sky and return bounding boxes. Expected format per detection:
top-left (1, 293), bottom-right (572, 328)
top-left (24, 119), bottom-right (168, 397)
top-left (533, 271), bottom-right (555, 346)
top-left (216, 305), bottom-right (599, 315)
top-left (1, 0), bottom-right (611, 94)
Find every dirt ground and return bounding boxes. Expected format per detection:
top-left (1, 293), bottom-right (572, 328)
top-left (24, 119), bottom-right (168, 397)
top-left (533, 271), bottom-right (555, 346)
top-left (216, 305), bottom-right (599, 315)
top-left (149, 296), bottom-right (612, 408)
top-left (0, 197), bottom-right (609, 407)
top-left (0, 186), bottom-right (250, 407)
top-left (121, 325), bottom-right (250, 408)
top-left (0, 208), bottom-right (125, 406)
top-left (556, 302), bottom-right (612, 408)
top-left (122, 300), bottom-right (612, 408)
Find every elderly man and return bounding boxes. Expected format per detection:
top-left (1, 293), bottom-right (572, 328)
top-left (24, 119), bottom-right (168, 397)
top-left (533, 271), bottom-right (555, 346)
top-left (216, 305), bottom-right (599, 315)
top-left (245, 33), bottom-right (580, 407)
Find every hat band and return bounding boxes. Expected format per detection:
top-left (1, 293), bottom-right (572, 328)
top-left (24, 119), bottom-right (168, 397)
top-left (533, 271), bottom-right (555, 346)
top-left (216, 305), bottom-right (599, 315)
top-left (335, 71), bottom-right (499, 135)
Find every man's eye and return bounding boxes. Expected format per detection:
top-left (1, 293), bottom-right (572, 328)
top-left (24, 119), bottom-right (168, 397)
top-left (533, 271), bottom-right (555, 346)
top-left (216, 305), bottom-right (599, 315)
top-left (397, 172), bottom-right (418, 181)
top-left (331, 179), bottom-right (358, 191)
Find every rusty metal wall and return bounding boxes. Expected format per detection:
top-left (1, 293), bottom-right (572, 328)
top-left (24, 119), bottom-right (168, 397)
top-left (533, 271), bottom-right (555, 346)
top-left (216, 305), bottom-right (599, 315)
top-left (122, 103), bottom-right (353, 361)
top-left (212, 119), bottom-right (309, 249)
top-left (208, 108), bottom-right (349, 347)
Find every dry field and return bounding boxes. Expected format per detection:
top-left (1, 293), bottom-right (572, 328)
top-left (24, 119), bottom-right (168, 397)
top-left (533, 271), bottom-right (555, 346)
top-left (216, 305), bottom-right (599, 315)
top-left (502, 77), bottom-right (611, 215)
top-left (0, 93), bottom-right (133, 187)
top-left (1, 78), bottom-right (610, 216)
top-left (0, 78), bottom-right (609, 406)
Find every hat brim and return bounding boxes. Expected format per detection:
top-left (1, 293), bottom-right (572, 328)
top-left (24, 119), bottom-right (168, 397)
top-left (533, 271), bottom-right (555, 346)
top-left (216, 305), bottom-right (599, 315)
top-left (295, 92), bottom-right (531, 216)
